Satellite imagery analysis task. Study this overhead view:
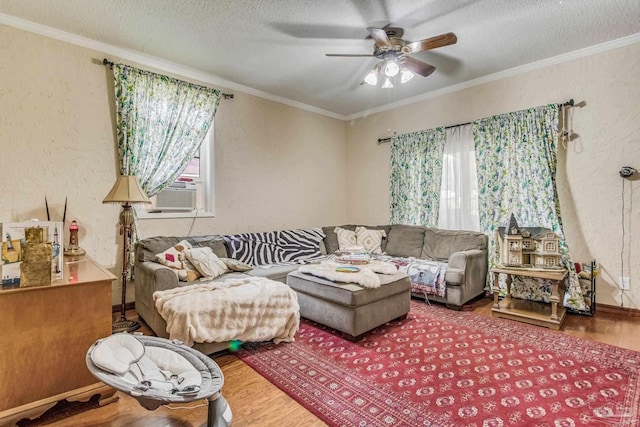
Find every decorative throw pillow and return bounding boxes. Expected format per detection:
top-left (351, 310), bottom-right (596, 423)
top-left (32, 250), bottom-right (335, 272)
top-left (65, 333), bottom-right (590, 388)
top-left (155, 240), bottom-right (202, 282)
top-left (355, 226), bottom-right (386, 254)
top-left (184, 246), bottom-right (229, 280)
top-left (155, 240), bottom-right (192, 270)
top-left (334, 227), bottom-right (357, 252)
top-left (277, 228), bottom-right (326, 263)
top-left (183, 259), bottom-right (202, 282)
top-left (220, 257), bottom-right (253, 272)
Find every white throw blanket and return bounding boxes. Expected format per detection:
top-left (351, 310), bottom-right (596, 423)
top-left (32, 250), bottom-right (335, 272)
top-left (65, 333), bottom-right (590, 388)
top-left (298, 260), bottom-right (398, 288)
top-left (153, 277), bottom-right (300, 346)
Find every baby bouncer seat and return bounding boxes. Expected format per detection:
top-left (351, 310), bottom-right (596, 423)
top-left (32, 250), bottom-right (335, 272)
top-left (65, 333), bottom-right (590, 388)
top-left (86, 334), bottom-right (232, 427)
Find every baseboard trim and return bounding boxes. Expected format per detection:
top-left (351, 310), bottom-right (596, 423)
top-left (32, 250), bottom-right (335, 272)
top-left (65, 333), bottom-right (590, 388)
top-left (112, 302), bottom-right (135, 313)
top-left (595, 303), bottom-right (640, 317)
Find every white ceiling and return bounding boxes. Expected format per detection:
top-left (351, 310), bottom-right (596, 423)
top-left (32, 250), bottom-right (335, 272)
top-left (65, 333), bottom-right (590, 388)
top-left (1, 0), bottom-right (640, 119)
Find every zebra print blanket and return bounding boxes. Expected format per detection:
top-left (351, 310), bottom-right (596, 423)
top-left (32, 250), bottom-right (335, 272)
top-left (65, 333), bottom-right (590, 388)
top-left (224, 228), bottom-right (326, 266)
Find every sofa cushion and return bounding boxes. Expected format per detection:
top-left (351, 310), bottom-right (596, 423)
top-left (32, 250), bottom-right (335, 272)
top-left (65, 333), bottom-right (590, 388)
top-left (187, 235), bottom-right (229, 258)
top-left (322, 225), bottom-right (356, 254)
top-left (247, 264), bottom-right (300, 283)
top-left (421, 228), bottom-right (488, 261)
top-left (287, 270), bottom-right (410, 307)
top-left (385, 225), bottom-right (425, 258)
top-left (138, 236), bottom-right (183, 262)
top-left (137, 235), bottom-right (227, 263)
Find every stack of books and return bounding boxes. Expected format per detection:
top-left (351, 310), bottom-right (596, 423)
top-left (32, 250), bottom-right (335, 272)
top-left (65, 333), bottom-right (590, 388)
top-left (338, 253), bottom-right (370, 265)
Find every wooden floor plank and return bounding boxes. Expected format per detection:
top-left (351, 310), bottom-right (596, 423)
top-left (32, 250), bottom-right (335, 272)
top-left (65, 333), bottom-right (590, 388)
top-left (16, 296), bottom-right (640, 426)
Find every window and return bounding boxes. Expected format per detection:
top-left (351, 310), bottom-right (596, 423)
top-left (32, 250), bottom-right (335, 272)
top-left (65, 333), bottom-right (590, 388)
top-left (438, 124), bottom-right (480, 231)
top-left (137, 127), bottom-right (214, 219)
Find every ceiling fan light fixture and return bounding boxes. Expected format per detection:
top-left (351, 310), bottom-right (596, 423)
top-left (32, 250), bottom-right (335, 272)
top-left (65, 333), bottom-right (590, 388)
top-left (400, 67), bottom-right (415, 83)
top-left (384, 60), bottom-right (400, 78)
top-left (381, 77), bottom-right (394, 89)
top-left (364, 67), bottom-right (378, 86)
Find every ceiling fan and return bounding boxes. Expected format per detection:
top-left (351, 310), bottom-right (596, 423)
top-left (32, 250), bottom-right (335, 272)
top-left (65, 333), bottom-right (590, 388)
top-left (326, 27), bottom-right (457, 88)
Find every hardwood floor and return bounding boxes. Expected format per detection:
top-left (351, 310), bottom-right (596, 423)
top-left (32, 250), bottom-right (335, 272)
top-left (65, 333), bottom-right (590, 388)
top-left (18, 296), bottom-right (640, 427)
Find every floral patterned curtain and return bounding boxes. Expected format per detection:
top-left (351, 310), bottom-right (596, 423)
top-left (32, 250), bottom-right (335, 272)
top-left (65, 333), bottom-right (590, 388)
top-left (113, 63), bottom-right (221, 196)
top-left (389, 128), bottom-right (445, 226)
top-left (473, 104), bottom-right (585, 310)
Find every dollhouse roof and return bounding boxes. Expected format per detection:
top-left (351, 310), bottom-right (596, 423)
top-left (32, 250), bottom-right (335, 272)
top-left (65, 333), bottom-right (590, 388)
top-left (496, 214), bottom-right (561, 240)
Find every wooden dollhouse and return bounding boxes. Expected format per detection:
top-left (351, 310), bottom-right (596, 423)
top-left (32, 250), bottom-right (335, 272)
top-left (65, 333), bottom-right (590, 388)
top-left (497, 214), bottom-right (562, 269)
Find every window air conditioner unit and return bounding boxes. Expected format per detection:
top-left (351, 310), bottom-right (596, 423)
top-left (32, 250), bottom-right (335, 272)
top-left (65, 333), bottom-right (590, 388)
top-left (155, 182), bottom-right (197, 211)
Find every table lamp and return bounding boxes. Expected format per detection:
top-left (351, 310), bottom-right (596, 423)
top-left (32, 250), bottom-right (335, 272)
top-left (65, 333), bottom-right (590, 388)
top-left (103, 175), bottom-right (151, 333)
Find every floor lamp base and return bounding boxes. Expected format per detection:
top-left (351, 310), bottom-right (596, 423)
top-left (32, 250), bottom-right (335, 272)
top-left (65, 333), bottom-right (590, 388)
top-left (112, 318), bottom-right (140, 334)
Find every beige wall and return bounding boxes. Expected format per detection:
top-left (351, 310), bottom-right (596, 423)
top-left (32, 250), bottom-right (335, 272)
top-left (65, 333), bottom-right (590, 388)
top-left (346, 42), bottom-right (640, 309)
top-left (0, 24), bottom-right (348, 304)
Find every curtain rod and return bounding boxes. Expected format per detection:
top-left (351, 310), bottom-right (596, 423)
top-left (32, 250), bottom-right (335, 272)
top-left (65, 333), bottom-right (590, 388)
top-left (377, 99), bottom-right (575, 144)
top-left (101, 58), bottom-right (234, 99)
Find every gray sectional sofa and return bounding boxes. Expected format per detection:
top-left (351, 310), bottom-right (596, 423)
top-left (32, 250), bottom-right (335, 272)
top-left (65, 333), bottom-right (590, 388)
top-left (134, 224), bottom-right (488, 354)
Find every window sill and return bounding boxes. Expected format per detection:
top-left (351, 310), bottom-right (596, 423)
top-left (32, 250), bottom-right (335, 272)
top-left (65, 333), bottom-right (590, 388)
top-left (136, 209), bottom-right (215, 220)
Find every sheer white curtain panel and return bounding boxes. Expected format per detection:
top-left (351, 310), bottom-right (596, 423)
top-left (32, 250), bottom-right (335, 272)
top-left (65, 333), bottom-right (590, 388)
top-left (437, 124), bottom-right (480, 231)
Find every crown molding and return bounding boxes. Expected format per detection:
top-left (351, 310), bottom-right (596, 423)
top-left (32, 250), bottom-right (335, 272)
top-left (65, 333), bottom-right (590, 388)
top-left (345, 32), bottom-right (640, 121)
top-left (0, 13), bottom-right (345, 121)
top-left (2, 12), bottom-right (639, 122)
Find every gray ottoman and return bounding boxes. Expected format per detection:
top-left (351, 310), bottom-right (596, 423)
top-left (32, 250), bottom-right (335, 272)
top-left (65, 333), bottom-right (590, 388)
top-left (286, 270), bottom-right (411, 341)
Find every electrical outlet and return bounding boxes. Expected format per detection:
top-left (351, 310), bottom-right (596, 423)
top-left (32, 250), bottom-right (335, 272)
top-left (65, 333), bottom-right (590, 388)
top-left (619, 276), bottom-right (630, 290)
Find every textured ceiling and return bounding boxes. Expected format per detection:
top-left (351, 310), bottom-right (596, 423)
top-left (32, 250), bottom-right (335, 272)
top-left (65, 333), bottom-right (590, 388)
top-left (1, 0), bottom-right (639, 118)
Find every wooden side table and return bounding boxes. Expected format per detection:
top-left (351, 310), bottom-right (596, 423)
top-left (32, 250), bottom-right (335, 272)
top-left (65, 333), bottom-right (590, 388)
top-left (491, 266), bottom-right (568, 330)
top-left (0, 256), bottom-right (118, 425)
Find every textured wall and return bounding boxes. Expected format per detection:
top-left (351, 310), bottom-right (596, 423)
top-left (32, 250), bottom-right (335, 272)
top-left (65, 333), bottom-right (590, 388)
top-left (3, 21), bottom-right (638, 309)
top-left (138, 92), bottom-right (348, 238)
top-left (346, 42), bottom-right (640, 309)
top-left (0, 24), bottom-right (348, 304)
top-left (0, 25), bottom-right (119, 268)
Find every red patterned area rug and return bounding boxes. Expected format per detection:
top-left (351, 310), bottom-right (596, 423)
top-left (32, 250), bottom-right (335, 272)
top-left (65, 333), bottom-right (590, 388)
top-left (236, 301), bottom-right (640, 427)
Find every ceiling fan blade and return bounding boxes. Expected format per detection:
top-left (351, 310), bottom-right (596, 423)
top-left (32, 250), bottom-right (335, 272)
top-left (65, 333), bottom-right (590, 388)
top-left (326, 54), bottom-right (375, 57)
top-left (403, 56), bottom-right (436, 77)
top-left (403, 32), bottom-right (457, 54)
top-left (367, 27), bottom-right (392, 48)
top-left (365, 25), bottom-right (404, 40)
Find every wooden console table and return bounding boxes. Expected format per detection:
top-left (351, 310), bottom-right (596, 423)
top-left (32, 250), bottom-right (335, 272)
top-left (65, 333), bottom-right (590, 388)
top-left (0, 256), bottom-right (118, 425)
top-left (491, 267), bottom-right (568, 330)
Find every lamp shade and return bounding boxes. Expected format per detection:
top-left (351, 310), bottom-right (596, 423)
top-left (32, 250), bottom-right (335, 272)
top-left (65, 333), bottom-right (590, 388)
top-left (103, 175), bottom-right (151, 204)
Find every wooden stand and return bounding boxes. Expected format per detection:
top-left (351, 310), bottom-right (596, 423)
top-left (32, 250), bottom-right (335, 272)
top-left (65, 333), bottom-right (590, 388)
top-left (491, 267), bottom-right (568, 330)
top-left (0, 257), bottom-right (118, 425)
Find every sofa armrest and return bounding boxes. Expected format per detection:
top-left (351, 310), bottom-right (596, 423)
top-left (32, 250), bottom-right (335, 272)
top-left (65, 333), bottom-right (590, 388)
top-left (135, 261), bottom-right (179, 294)
top-left (446, 249), bottom-right (488, 289)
